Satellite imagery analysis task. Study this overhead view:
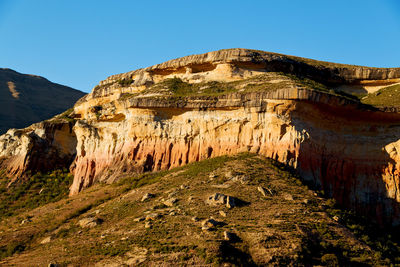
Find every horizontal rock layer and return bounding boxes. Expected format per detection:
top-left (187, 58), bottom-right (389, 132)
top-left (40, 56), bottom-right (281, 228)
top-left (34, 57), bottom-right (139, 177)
top-left (1, 49), bottom-right (400, 226)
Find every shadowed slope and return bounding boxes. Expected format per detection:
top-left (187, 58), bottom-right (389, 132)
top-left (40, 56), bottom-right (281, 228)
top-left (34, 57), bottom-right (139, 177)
top-left (0, 68), bottom-right (85, 134)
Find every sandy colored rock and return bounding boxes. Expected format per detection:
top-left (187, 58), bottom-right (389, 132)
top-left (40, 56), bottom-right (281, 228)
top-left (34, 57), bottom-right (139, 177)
top-left (258, 186), bottom-right (273, 197)
top-left (141, 193), bottom-right (154, 202)
top-left (41, 236), bottom-right (52, 244)
top-left (78, 217), bottom-right (102, 228)
top-left (163, 198), bottom-right (177, 207)
top-left (2, 48), bottom-right (400, 226)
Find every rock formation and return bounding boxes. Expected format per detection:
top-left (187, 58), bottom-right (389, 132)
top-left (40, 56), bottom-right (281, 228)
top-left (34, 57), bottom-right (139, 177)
top-left (1, 48), bottom-right (400, 226)
top-left (0, 68), bottom-right (85, 134)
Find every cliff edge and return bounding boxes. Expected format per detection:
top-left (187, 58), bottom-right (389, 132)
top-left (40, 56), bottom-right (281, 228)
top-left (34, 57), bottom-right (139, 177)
top-left (1, 48), bottom-right (400, 226)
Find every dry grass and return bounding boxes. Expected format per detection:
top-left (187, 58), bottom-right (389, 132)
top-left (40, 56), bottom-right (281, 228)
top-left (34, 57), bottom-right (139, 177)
top-left (362, 84), bottom-right (400, 108)
top-left (0, 154), bottom-right (397, 265)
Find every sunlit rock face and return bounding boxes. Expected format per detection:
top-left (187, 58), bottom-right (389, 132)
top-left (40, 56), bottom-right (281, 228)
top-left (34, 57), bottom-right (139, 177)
top-left (2, 48), bottom-right (400, 225)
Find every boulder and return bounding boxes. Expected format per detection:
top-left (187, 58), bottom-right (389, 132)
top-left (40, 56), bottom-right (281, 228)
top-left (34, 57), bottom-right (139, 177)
top-left (163, 198), bottom-right (177, 207)
top-left (141, 193), bottom-right (155, 202)
top-left (41, 236), bottom-right (52, 244)
top-left (145, 213), bottom-right (161, 221)
top-left (78, 217), bottom-right (102, 228)
top-left (258, 186), bottom-right (273, 197)
top-left (206, 193), bottom-right (228, 206)
top-left (206, 193), bottom-right (237, 208)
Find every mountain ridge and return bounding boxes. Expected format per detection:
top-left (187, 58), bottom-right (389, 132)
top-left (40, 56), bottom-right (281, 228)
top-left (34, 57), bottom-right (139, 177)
top-left (1, 48), bottom-right (400, 227)
top-left (0, 68), bottom-right (85, 134)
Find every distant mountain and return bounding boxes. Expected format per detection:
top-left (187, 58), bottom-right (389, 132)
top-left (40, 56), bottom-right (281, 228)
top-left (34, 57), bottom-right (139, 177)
top-left (0, 68), bottom-right (85, 134)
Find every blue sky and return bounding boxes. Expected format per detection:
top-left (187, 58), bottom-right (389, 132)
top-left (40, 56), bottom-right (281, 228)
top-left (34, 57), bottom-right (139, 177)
top-left (0, 0), bottom-right (399, 93)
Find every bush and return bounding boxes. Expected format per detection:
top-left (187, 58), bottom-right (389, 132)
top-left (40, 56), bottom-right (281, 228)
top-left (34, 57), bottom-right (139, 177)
top-left (321, 254), bottom-right (339, 266)
top-left (117, 78), bottom-right (134, 86)
top-left (0, 169), bottom-right (73, 220)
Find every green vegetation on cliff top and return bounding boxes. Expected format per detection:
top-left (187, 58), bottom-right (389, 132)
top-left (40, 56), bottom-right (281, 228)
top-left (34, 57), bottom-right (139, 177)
top-left (119, 72), bottom-right (331, 99)
top-left (118, 73), bottom-right (400, 110)
top-left (361, 84), bottom-right (400, 108)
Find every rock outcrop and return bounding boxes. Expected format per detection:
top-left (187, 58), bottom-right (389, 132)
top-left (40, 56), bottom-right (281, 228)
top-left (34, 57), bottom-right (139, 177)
top-left (1, 48), bottom-right (400, 226)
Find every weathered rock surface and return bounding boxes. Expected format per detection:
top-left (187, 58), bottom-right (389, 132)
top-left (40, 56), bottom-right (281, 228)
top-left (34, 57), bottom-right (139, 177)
top-left (206, 193), bottom-right (237, 208)
top-left (1, 48), bottom-right (400, 226)
top-left (78, 217), bottom-right (102, 228)
top-left (141, 193), bottom-right (154, 202)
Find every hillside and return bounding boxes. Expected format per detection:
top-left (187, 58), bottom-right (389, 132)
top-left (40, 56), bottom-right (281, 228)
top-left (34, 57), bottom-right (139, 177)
top-left (0, 154), bottom-right (399, 266)
top-left (0, 68), bottom-right (85, 134)
top-left (1, 48), bottom-right (400, 229)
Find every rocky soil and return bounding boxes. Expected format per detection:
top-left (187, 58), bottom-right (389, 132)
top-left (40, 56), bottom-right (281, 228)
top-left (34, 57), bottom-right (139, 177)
top-left (1, 48), bottom-right (400, 228)
top-left (1, 154), bottom-right (398, 266)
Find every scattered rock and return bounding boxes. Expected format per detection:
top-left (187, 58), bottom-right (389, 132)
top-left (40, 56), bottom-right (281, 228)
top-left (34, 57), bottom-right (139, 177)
top-left (167, 189), bottom-right (178, 198)
top-left (224, 231), bottom-right (239, 242)
top-left (163, 198), bottom-right (177, 207)
top-left (145, 213), bottom-right (161, 221)
top-left (144, 222), bottom-right (152, 229)
top-left (202, 218), bottom-right (223, 228)
top-left (258, 186), bottom-right (273, 196)
top-left (169, 211), bottom-right (176, 216)
top-left (303, 199), bottom-right (309, 204)
top-left (206, 193), bottom-right (228, 205)
top-left (209, 172), bottom-right (217, 179)
top-left (125, 247), bottom-right (148, 265)
top-left (333, 216), bottom-right (340, 222)
top-left (48, 263), bottom-right (59, 267)
top-left (202, 226), bottom-right (211, 231)
top-left (219, 211), bottom-right (227, 217)
top-left (180, 184), bottom-right (189, 190)
top-left (284, 193), bottom-right (294, 201)
top-left (141, 193), bottom-right (155, 202)
top-left (41, 236), bottom-right (52, 244)
top-left (134, 217), bottom-right (145, 222)
top-left (211, 184), bottom-right (231, 189)
top-left (20, 218), bottom-right (32, 225)
top-left (231, 175), bottom-right (249, 184)
top-left (206, 193), bottom-right (239, 208)
top-left (224, 170), bottom-right (234, 178)
top-left (226, 196), bottom-right (236, 209)
top-left (78, 217), bottom-right (102, 228)
top-left (192, 216), bottom-right (199, 222)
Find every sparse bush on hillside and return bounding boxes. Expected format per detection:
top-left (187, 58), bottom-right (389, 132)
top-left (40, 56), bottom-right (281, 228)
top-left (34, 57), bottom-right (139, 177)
top-left (0, 169), bottom-right (73, 220)
top-left (117, 78), bottom-right (134, 86)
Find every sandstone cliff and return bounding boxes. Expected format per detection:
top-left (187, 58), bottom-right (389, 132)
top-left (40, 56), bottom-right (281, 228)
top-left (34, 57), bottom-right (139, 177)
top-left (0, 68), bottom-right (85, 134)
top-left (1, 48), bottom-right (400, 226)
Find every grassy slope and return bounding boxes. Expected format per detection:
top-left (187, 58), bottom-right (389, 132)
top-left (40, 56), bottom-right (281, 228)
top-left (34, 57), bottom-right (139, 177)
top-left (118, 72), bottom-right (331, 99)
top-left (362, 84), bottom-right (400, 108)
top-left (0, 154), bottom-right (399, 266)
top-left (0, 169), bottom-right (73, 219)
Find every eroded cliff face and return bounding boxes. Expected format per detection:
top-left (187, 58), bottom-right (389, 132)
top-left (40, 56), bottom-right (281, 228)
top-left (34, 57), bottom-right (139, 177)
top-left (0, 120), bottom-right (77, 184)
top-left (68, 91), bottom-right (400, 225)
top-left (2, 48), bottom-right (400, 225)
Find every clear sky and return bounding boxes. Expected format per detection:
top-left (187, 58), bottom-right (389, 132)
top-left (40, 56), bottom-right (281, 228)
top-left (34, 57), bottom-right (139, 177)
top-left (0, 0), bottom-right (399, 93)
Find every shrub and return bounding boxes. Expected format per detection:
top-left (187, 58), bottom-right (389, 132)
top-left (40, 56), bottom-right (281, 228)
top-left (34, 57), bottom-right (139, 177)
top-left (321, 253), bottom-right (339, 266)
top-left (117, 78), bottom-right (134, 86)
